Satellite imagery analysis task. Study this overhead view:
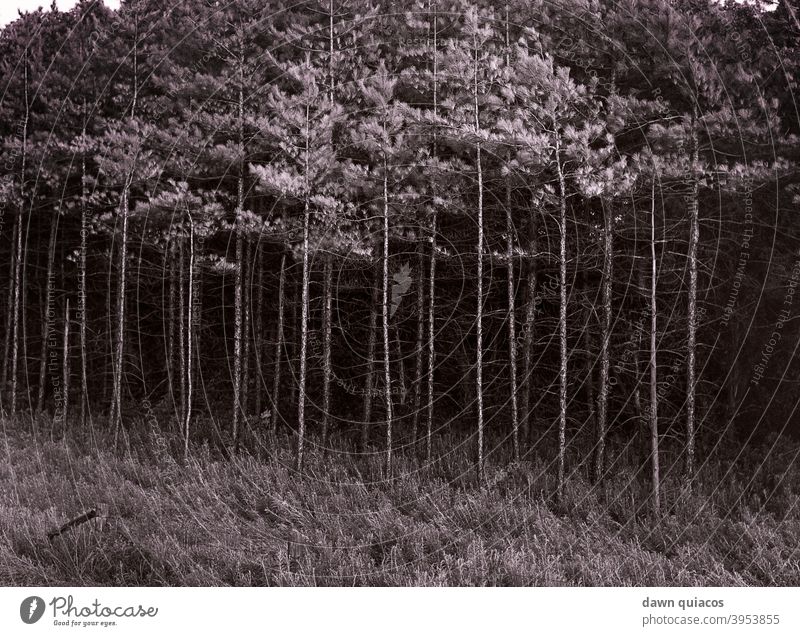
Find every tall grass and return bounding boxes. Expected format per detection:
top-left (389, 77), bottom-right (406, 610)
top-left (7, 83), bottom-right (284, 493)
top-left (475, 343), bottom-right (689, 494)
top-left (0, 415), bottom-right (798, 586)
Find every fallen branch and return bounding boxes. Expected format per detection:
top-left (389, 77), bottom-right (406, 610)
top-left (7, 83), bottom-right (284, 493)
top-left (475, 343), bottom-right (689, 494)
top-left (47, 505), bottom-right (107, 541)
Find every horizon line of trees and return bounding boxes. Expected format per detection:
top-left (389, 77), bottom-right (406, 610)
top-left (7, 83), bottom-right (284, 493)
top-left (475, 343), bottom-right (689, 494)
top-left (1, 0), bottom-right (799, 513)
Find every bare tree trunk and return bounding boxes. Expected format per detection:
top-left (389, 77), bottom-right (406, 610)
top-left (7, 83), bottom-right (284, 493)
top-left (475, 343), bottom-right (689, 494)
top-left (328, 0), bottom-right (335, 101)
top-left (505, 175), bottom-right (519, 461)
top-left (271, 253), bottom-right (286, 433)
top-left (37, 210), bottom-right (58, 414)
top-left (61, 299), bottom-right (70, 429)
top-left (556, 146), bottom-right (567, 502)
top-left (595, 203), bottom-right (613, 483)
top-left (321, 254), bottom-right (333, 450)
top-left (1, 236), bottom-right (16, 405)
top-left (411, 243), bottom-right (425, 447)
top-left (585, 326), bottom-right (596, 476)
top-left (9, 52), bottom-right (30, 420)
top-left (112, 20), bottom-right (138, 439)
top-left (650, 178), bottom-right (661, 515)
top-left (521, 200), bottom-right (538, 446)
top-left (111, 176), bottom-right (130, 440)
top-left (178, 237), bottom-right (187, 427)
top-left (185, 218), bottom-right (195, 459)
top-left (232, 53), bottom-right (245, 454)
top-left (10, 211), bottom-right (24, 420)
top-left (79, 104), bottom-right (90, 426)
top-left (686, 112), bottom-right (699, 487)
top-left (242, 241), bottom-right (252, 427)
top-left (296, 103), bottom-right (312, 471)
top-left (473, 40), bottom-right (485, 484)
top-left (426, 213), bottom-right (437, 462)
top-left (322, 1), bottom-right (335, 454)
top-left (254, 245), bottom-right (264, 418)
top-left (362, 265), bottom-right (379, 451)
top-left (425, 0), bottom-right (438, 464)
top-left (382, 169), bottom-right (394, 476)
top-left (167, 244), bottom-right (177, 413)
top-left (503, 4), bottom-right (519, 462)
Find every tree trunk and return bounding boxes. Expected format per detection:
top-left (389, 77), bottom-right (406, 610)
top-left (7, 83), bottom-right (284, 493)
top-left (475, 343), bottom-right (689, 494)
top-left (79, 104), bottom-right (90, 426)
top-left (1, 232), bottom-right (16, 406)
top-left (321, 253), bottom-right (333, 450)
top-left (185, 218), bottom-right (195, 459)
top-left (254, 245), bottom-right (265, 418)
top-left (505, 175), bottom-right (519, 461)
top-left (686, 112), bottom-right (699, 487)
top-left (503, 5), bottom-right (520, 462)
top-left (61, 299), bottom-right (70, 429)
top-left (473, 40), bottom-right (485, 484)
top-left (178, 237), bottom-right (187, 427)
top-left (426, 212), bottom-right (437, 463)
top-left (521, 199), bottom-right (538, 446)
top-left (411, 242), bottom-right (425, 447)
top-left (650, 178), bottom-right (661, 516)
top-left (232, 46), bottom-right (245, 455)
top-left (595, 203), bottom-right (613, 484)
top-left (556, 146), bottom-right (567, 502)
top-left (362, 264), bottom-right (379, 451)
top-left (296, 103), bottom-right (312, 471)
top-left (271, 253), bottom-right (287, 433)
top-left (9, 53), bottom-right (29, 420)
top-left (425, 0), bottom-right (438, 464)
top-left (37, 210), bottom-right (58, 414)
top-left (111, 176), bottom-right (130, 440)
top-left (242, 240), bottom-right (252, 426)
top-left (167, 243), bottom-right (177, 414)
top-left (382, 168), bottom-right (394, 476)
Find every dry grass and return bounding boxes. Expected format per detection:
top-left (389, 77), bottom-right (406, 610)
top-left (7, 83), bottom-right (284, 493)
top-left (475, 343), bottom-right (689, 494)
top-left (0, 416), bottom-right (798, 586)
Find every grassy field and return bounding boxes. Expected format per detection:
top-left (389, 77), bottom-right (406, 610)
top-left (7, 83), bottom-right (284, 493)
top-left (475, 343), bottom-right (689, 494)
top-left (1, 417), bottom-right (799, 586)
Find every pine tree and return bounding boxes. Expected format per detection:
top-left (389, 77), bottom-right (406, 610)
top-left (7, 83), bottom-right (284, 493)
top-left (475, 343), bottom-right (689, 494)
top-left (251, 55), bottom-right (343, 469)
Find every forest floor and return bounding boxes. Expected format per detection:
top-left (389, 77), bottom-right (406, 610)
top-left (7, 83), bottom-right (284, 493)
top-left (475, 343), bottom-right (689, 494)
top-left (1, 417), bottom-right (799, 586)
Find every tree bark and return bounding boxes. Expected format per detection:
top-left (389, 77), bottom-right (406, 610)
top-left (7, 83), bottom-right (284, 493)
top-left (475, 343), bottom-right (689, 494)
top-left (9, 51), bottom-right (30, 420)
top-left (111, 18), bottom-right (139, 440)
top-left (61, 299), bottom-right (70, 430)
top-left (411, 242), bottom-right (425, 447)
top-left (473, 39), bottom-right (485, 484)
top-left (232, 49), bottom-right (245, 454)
top-left (1, 231), bottom-right (16, 406)
top-left (382, 168), bottom-right (394, 476)
top-left (556, 144), bottom-right (567, 502)
top-left (242, 240), bottom-right (252, 425)
top-left (167, 244), bottom-right (177, 414)
top-left (321, 253), bottom-right (333, 450)
top-left (521, 199), bottom-right (538, 446)
top-left (271, 253), bottom-right (286, 433)
top-left (185, 216), bottom-right (195, 459)
top-left (650, 178), bottom-right (661, 515)
top-left (37, 210), bottom-right (58, 414)
top-left (178, 237), bottom-right (187, 427)
top-left (362, 264), bottom-right (379, 451)
top-left (296, 103), bottom-right (312, 471)
top-left (111, 176), bottom-right (130, 440)
top-left (686, 112), bottom-right (699, 487)
top-left (425, 0), bottom-right (438, 463)
top-left (595, 203), bottom-right (613, 484)
top-left (254, 244), bottom-right (265, 418)
top-left (505, 174), bottom-right (519, 461)
top-left (78, 102), bottom-right (90, 426)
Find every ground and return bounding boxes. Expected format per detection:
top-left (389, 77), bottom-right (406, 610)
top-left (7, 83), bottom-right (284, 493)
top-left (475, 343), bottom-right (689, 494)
top-left (1, 418), bottom-right (798, 586)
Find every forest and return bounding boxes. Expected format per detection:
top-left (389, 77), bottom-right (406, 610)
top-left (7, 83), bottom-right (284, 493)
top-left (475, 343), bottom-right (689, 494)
top-left (0, 0), bottom-right (799, 586)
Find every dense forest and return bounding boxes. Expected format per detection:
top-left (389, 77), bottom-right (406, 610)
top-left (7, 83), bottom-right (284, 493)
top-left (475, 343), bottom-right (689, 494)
top-left (1, 0), bottom-right (799, 532)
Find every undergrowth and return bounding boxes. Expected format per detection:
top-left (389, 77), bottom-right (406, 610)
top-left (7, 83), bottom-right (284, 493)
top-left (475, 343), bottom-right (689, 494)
top-left (0, 416), bottom-right (798, 586)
